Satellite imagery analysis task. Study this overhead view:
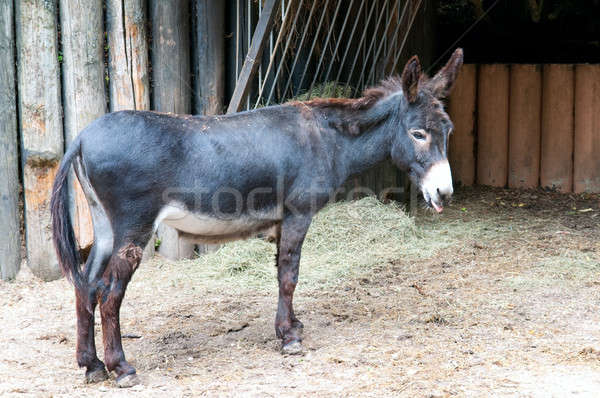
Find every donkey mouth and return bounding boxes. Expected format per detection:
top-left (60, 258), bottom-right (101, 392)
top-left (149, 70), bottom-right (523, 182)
top-left (423, 191), bottom-right (444, 213)
top-left (430, 200), bottom-right (443, 213)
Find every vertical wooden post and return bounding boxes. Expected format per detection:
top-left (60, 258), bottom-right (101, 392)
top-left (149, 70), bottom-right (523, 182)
top-left (151, 0), bottom-right (195, 260)
top-left (60, 0), bottom-right (107, 247)
top-left (0, 1), bottom-right (21, 280)
top-left (477, 64), bottom-right (509, 187)
top-left (540, 64), bottom-right (574, 192)
top-left (15, 0), bottom-right (63, 281)
top-left (106, 0), bottom-right (154, 258)
top-left (448, 64), bottom-right (477, 187)
top-left (194, 0), bottom-right (225, 116)
top-left (107, 0), bottom-right (150, 112)
top-left (193, 0), bottom-right (225, 254)
top-left (573, 65), bottom-right (600, 193)
top-left (508, 64), bottom-right (542, 189)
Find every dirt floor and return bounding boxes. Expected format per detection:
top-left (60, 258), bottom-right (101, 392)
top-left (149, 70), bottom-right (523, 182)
top-left (1, 186), bottom-right (599, 397)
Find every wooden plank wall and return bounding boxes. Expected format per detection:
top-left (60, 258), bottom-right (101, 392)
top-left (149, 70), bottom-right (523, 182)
top-left (3, 3), bottom-right (600, 280)
top-left (1, 0), bottom-right (234, 279)
top-left (449, 63), bottom-right (600, 193)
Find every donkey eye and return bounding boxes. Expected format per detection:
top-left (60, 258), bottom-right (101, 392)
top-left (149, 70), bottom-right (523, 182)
top-left (410, 130), bottom-right (427, 141)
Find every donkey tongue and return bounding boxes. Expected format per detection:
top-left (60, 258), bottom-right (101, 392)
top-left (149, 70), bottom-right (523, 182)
top-left (432, 201), bottom-right (443, 213)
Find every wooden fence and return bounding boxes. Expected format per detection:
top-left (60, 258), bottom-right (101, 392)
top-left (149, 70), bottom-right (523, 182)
top-left (0, 0), bottom-right (226, 280)
top-left (2, 0), bottom-right (597, 284)
top-left (0, 0), bottom-right (434, 281)
top-left (449, 64), bottom-right (600, 194)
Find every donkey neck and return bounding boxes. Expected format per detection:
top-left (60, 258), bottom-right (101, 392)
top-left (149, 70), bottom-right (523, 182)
top-left (333, 95), bottom-right (402, 179)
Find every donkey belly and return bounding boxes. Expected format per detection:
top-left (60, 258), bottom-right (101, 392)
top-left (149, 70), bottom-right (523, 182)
top-left (155, 204), bottom-right (279, 242)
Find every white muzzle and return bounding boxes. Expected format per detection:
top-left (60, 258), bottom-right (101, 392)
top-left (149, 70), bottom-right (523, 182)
top-left (421, 160), bottom-right (453, 213)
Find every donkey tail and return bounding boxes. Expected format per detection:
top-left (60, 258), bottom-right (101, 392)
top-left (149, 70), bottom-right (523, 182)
top-left (51, 138), bottom-right (85, 292)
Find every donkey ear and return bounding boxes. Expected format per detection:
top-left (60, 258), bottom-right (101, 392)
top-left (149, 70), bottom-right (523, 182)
top-left (429, 48), bottom-right (464, 99)
top-left (401, 55), bottom-right (422, 103)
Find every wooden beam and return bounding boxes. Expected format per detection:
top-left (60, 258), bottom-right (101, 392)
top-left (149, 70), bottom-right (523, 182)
top-left (0, 1), bottom-right (21, 280)
top-left (540, 64), bottom-right (574, 192)
top-left (477, 64), bottom-right (509, 187)
top-left (60, 0), bottom-right (107, 248)
top-left (151, 0), bottom-right (196, 260)
top-left (574, 64), bottom-right (600, 193)
top-left (107, 0), bottom-right (150, 112)
top-left (448, 64), bottom-right (477, 187)
top-left (226, 0), bottom-right (279, 114)
top-left (508, 64), bottom-right (542, 189)
top-left (16, 0), bottom-right (63, 281)
top-left (194, 0), bottom-right (225, 115)
top-left (107, 0), bottom-right (154, 259)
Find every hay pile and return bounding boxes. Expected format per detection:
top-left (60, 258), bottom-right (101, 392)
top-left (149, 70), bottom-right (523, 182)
top-left (174, 197), bottom-right (460, 292)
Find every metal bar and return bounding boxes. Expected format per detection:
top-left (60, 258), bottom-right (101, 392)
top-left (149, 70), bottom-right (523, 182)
top-left (253, 0), bottom-right (294, 108)
top-left (227, 0), bottom-right (280, 114)
top-left (331, 0), bottom-right (366, 95)
top-left (282, 0), bottom-right (320, 100)
top-left (265, 0), bottom-right (305, 105)
top-left (321, 0), bottom-right (357, 88)
top-left (295, 0), bottom-right (332, 97)
top-left (352, 0), bottom-right (392, 97)
top-left (365, 0), bottom-right (401, 87)
top-left (247, 0), bottom-right (252, 110)
top-left (247, 0), bottom-right (252, 54)
top-left (235, 0), bottom-right (240, 78)
top-left (391, 0), bottom-right (423, 74)
top-left (258, 0), bottom-right (263, 100)
top-left (382, 0), bottom-right (411, 75)
top-left (306, 0), bottom-right (343, 99)
top-left (342, 0), bottom-right (379, 94)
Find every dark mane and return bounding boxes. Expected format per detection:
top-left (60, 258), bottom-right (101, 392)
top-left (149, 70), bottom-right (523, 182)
top-left (287, 76), bottom-right (411, 111)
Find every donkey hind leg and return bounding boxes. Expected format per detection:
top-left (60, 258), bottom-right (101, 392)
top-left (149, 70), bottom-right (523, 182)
top-left (76, 241), bottom-right (110, 383)
top-left (72, 155), bottom-right (113, 383)
top-left (98, 232), bottom-right (149, 388)
top-left (275, 215), bottom-right (311, 355)
top-left (76, 219), bottom-right (114, 383)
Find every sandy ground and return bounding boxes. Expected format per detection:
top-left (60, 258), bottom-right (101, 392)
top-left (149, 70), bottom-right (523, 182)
top-left (1, 187), bottom-right (599, 397)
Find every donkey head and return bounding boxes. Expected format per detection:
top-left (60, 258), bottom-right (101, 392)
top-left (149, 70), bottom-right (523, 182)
top-left (390, 48), bottom-right (463, 212)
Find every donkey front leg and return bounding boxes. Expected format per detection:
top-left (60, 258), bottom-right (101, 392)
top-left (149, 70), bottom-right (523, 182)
top-left (99, 243), bottom-right (143, 387)
top-left (275, 215), bottom-right (311, 354)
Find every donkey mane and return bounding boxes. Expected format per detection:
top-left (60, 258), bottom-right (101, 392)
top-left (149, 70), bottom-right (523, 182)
top-left (287, 75), bottom-right (433, 112)
top-left (287, 76), bottom-right (433, 137)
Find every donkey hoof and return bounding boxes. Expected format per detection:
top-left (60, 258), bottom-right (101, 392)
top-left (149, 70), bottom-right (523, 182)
top-left (281, 340), bottom-right (303, 355)
top-left (85, 368), bottom-right (109, 384)
top-left (116, 372), bottom-right (140, 388)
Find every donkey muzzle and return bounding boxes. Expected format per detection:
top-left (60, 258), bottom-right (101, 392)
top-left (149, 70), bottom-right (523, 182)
top-left (421, 160), bottom-right (453, 213)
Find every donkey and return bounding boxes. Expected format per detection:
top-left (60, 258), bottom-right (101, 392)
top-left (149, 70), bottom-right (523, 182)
top-left (51, 49), bottom-right (463, 386)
